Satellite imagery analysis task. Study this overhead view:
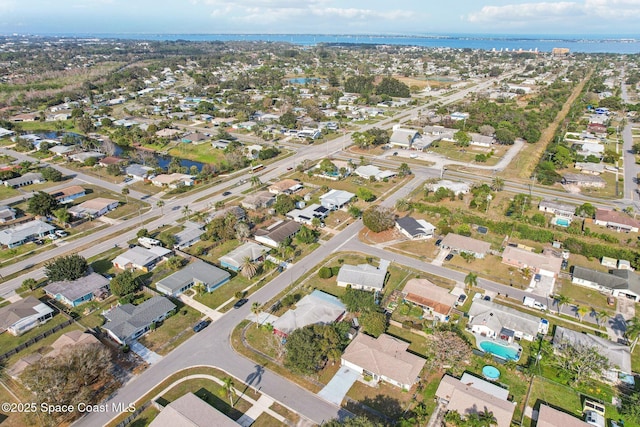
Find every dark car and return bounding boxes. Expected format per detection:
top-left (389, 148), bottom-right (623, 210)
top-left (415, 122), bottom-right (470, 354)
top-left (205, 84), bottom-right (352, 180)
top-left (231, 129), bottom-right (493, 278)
top-left (435, 239), bottom-right (442, 246)
top-left (483, 295), bottom-right (491, 301)
top-left (393, 152), bottom-right (398, 156)
top-left (193, 320), bottom-right (210, 332)
top-left (222, 191), bottom-right (232, 196)
top-left (233, 298), bottom-right (248, 309)
top-left (287, 166), bottom-right (293, 170)
top-left (33, 239), bottom-right (44, 245)
top-left (444, 253), bottom-right (454, 261)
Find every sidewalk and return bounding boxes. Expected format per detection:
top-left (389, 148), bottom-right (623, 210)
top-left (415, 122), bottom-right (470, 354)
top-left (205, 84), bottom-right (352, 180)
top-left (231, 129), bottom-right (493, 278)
top-left (178, 293), bottom-right (223, 321)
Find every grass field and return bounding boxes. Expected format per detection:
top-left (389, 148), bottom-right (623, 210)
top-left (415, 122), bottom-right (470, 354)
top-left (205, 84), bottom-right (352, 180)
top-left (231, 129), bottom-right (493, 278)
top-left (169, 143), bottom-right (227, 165)
top-left (138, 305), bottom-right (201, 355)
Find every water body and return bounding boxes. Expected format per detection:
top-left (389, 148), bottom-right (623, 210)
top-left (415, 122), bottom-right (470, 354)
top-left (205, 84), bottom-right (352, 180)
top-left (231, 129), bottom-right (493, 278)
top-left (45, 33), bottom-right (640, 54)
top-left (287, 77), bottom-right (324, 84)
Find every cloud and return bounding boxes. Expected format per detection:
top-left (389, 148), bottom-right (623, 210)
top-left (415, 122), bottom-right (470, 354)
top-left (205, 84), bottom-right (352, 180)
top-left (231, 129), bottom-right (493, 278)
top-left (467, 2), bottom-right (581, 23)
top-left (0, 0), bottom-right (16, 13)
top-left (467, 0), bottom-right (640, 25)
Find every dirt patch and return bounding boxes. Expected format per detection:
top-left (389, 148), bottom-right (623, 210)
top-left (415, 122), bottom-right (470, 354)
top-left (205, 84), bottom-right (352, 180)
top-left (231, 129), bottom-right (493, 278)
top-left (359, 227), bottom-right (404, 244)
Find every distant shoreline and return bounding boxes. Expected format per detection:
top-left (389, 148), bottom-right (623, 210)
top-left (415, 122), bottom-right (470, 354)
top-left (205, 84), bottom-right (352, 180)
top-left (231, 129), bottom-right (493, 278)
top-left (3, 33), bottom-right (640, 53)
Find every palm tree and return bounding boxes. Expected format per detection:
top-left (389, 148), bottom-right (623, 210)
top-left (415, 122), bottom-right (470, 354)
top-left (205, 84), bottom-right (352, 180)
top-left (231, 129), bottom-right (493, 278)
top-left (220, 377), bottom-right (235, 407)
top-left (240, 256), bottom-right (258, 279)
top-left (181, 205), bottom-right (192, 220)
top-left (250, 175), bottom-right (261, 188)
top-left (156, 200), bottom-right (165, 215)
top-left (576, 305), bottom-right (589, 322)
top-left (625, 317), bottom-right (640, 352)
top-left (251, 302), bottom-right (261, 328)
top-left (444, 410), bottom-right (463, 427)
top-left (595, 309), bottom-right (609, 327)
top-left (121, 187), bottom-right (130, 203)
top-left (491, 177), bottom-right (505, 192)
top-left (477, 408), bottom-right (497, 427)
top-left (464, 272), bottom-right (478, 292)
top-left (554, 294), bottom-right (570, 315)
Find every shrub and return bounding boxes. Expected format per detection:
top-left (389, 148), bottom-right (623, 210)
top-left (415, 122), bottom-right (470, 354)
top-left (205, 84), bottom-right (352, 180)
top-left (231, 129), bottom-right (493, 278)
top-left (318, 267), bottom-right (333, 279)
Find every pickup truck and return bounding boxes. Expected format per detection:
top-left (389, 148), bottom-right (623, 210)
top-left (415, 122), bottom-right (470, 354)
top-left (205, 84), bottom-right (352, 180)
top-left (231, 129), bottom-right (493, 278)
top-left (523, 296), bottom-right (547, 311)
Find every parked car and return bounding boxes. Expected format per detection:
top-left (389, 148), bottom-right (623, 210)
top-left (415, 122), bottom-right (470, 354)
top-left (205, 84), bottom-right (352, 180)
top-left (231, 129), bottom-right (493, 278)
top-left (55, 230), bottom-right (68, 237)
top-left (392, 152), bottom-right (398, 156)
top-left (193, 320), bottom-right (210, 332)
top-left (233, 298), bottom-right (248, 309)
top-left (435, 239), bottom-right (442, 246)
top-left (222, 191), bottom-right (232, 196)
top-left (444, 253), bottom-right (454, 261)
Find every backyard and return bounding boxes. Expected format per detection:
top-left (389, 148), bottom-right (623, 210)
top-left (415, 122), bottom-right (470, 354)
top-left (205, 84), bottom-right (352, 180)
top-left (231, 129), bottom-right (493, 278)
top-left (138, 304), bottom-right (201, 355)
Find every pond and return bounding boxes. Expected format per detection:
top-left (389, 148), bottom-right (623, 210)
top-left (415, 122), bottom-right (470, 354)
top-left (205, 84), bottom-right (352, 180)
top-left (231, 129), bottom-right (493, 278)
top-left (287, 77), bottom-right (324, 84)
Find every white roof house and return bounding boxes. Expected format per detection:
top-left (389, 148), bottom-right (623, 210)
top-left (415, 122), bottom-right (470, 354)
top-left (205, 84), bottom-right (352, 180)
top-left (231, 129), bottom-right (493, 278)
top-left (468, 299), bottom-right (548, 342)
top-left (272, 290), bottom-right (346, 336)
top-left (286, 204), bottom-right (330, 225)
top-left (390, 127), bottom-right (420, 148)
top-left (355, 165), bottom-right (397, 181)
top-left (395, 217), bottom-right (435, 240)
top-left (319, 189), bottom-right (355, 210)
top-left (426, 180), bottom-right (470, 196)
top-left (0, 220), bottom-right (55, 248)
top-left (337, 259), bottom-right (390, 292)
top-left (112, 246), bottom-right (172, 272)
top-left (219, 242), bottom-right (268, 271)
top-left (0, 296), bottom-right (54, 336)
top-left (156, 260), bottom-right (230, 297)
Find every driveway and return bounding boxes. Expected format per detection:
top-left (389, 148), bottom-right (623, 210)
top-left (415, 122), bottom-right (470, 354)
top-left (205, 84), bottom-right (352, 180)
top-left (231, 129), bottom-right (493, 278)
top-left (130, 340), bottom-right (162, 364)
top-left (317, 366), bottom-right (360, 406)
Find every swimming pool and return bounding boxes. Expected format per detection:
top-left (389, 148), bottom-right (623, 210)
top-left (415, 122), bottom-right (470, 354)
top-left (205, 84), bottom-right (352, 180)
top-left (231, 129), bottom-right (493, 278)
top-left (479, 340), bottom-right (520, 361)
top-left (555, 218), bottom-right (570, 227)
top-left (482, 365), bottom-right (501, 380)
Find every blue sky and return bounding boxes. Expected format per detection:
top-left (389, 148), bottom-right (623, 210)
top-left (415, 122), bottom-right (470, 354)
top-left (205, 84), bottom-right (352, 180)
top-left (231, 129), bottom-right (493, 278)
top-left (1, 0), bottom-right (639, 36)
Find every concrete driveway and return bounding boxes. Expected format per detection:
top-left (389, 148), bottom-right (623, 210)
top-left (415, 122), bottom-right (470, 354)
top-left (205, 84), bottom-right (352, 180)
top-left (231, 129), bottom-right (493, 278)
top-left (317, 366), bottom-right (360, 406)
top-left (130, 340), bottom-right (162, 364)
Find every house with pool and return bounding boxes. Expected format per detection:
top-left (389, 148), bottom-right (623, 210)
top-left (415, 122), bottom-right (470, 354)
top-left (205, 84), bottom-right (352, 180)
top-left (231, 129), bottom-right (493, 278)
top-left (467, 300), bottom-right (549, 360)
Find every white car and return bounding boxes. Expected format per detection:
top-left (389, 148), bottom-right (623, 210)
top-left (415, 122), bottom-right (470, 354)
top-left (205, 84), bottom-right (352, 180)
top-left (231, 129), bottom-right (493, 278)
top-left (533, 301), bottom-right (547, 311)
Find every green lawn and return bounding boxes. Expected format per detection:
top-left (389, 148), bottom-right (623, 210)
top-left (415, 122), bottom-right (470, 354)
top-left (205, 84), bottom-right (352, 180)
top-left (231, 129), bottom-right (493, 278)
top-left (0, 312), bottom-right (72, 352)
top-left (138, 304), bottom-right (201, 355)
top-left (2, 322), bottom-right (83, 367)
top-left (128, 406), bottom-right (159, 427)
top-left (252, 413), bottom-right (282, 427)
top-left (194, 275), bottom-right (252, 310)
top-left (0, 185), bottom-right (18, 199)
top-left (157, 378), bottom-right (252, 420)
top-left (169, 143), bottom-right (228, 165)
top-left (386, 324), bottom-right (430, 356)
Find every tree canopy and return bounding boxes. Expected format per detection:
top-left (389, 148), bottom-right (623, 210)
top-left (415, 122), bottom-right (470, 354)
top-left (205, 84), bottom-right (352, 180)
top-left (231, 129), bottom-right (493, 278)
top-left (28, 191), bottom-right (59, 216)
top-left (362, 206), bottom-right (395, 233)
top-left (375, 77), bottom-right (410, 98)
top-left (109, 270), bottom-right (139, 296)
top-left (45, 254), bottom-right (88, 282)
top-left (284, 323), bottom-right (349, 374)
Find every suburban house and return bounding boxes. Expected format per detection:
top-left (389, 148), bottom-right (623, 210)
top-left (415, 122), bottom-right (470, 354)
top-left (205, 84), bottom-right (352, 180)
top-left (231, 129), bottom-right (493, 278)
top-left (468, 299), bottom-right (548, 342)
top-left (3, 172), bottom-right (44, 188)
top-left (571, 266), bottom-right (640, 301)
top-left (553, 326), bottom-right (632, 384)
top-left (435, 374), bottom-right (516, 427)
top-left (0, 205), bottom-right (17, 223)
top-left (219, 242), bottom-right (267, 271)
top-left (536, 404), bottom-right (591, 427)
top-left (395, 216), bottom-right (435, 240)
top-left (254, 220), bottom-right (301, 248)
top-left (341, 333), bottom-right (426, 390)
top-left (46, 187), bottom-right (84, 206)
top-left (181, 132), bottom-right (210, 144)
top-left (337, 259), bottom-right (390, 292)
top-left (561, 173), bottom-right (606, 188)
top-left (68, 198), bottom-right (119, 219)
top-left (390, 127), bottom-right (420, 148)
top-left (0, 296), bottom-right (54, 336)
top-left (440, 233), bottom-right (491, 259)
top-left (173, 221), bottom-right (204, 250)
top-left (112, 245), bottom-right (173, 272)
top-left (44, 272), bottom-right (110, 307)
top-left (268, 179), bottom-right (303, 195)
top-left (156, 260), bottom-right (230, 297)
top-left (7, 330), bottom-right (101, 379)
top-left (0, 219), bottom-right (56, 248)
top-left (151, 173), bottom-right (194, 188)
top-left (211, 139), bottom-right (231, 150)
top-left (98, 156), bottom-right (125, 168)
top-left (575, 162), bottom-right (604, 175)
top-left (208, 206), bottom-right (246, 222)
top-left (286, 203), bottom-right (330, 225)
top-left (538, 199), bottom-right (575, 219)
top-left (354, 165), bottom-right (397, 181)
top-left (501, 246), bottom-right (563, 277)
top-left (594, 208), bottom-right (640, 233)
top-left (102, 296), bottom-right (176, 345)
top-left (149, 392), bottom-right (237, 427)
top-left (319, 189), bottom-right (355, 210)
top-left (69, 151), bottom-right (104, 163)
top-left (272, 290), bottom-right (346, 337)
top-left (426, 180), bottom-right (470, 196)
top-left (402, 278), bottom-right (457, 322)
top-left (241, 191), bottom-right (275, 210)
top-left (49, 145), bottom-right (75, 157)
top-left (125, 164), bottom-right (154, 181)
top-left (470, 133), bottom-right (494, 147)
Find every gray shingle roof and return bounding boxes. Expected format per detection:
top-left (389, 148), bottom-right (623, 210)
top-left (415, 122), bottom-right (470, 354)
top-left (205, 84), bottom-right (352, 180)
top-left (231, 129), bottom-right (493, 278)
top-left (44, 272), bottom-right (110, 303)
top-left (553, 326), bottom-right (631, 373)
top-left (156, 260), bottom-right (230, 294)
top-left (336, 260), bottom-right (389, 291)
top-left (103, 296), bottom-right (176, 342)
top-left (468, 299), bottom-right (542, 337)
top-left (0, 220), bottom-right (55, 246)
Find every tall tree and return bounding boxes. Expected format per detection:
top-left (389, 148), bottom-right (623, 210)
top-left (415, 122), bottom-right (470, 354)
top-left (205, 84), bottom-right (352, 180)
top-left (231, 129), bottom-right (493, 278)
top-left (44, 254), bottom-right (88, 281)
top-left (554, 294), bottom-right (570, 315)
top-left (156, 200), bottom-right (165, 215)
top-left (220, 377), bottom-right (236, 407)
top-left (625, 317), bottom-right (640, 352)
top-left (251, 302), bottom-right (262, 328)
top-left (110, 270), bottom-right (139, 296)
top-left (240, 256), bottom-right (258, 279)
top-left (28, 191), bottom-right (58, 216)
top-left (464, 272), bottom-right (478, 291)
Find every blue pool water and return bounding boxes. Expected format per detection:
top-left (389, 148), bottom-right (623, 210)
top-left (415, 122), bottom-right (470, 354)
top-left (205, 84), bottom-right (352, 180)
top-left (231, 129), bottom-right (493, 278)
top-left (482, 365), bottom-right (501, 380)
top-left (555, 218), bottom-right (570, 227)
top-left (479, 341), bottom-right (520, 361)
